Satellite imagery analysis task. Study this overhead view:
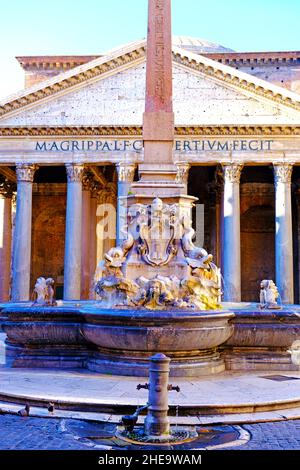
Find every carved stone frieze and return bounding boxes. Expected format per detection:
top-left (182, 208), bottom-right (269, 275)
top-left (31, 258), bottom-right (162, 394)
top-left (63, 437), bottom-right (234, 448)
top-left (1, 125), bottom-right (300, 136)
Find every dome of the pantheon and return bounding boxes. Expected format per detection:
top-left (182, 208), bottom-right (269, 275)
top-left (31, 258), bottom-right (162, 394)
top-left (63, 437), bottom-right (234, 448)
top-left (173, 36), bottom-right (235, 53)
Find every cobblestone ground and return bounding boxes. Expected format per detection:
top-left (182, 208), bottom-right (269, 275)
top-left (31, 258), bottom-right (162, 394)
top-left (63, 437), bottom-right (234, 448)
top-left (0, 414), bottom-right (299, 450)
top-left (0, 414), bottom-right (88, 450)
top-left (227, 420), bottom-right (300, 450)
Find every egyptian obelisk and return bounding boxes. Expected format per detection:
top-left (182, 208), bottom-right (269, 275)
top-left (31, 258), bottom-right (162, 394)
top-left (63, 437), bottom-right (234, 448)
top-left (132, 0), bottom-right (185, 197)
top-left (125, 0), bottom-right (195, 281)
top-left (143, 0), bottom-right (174, 163)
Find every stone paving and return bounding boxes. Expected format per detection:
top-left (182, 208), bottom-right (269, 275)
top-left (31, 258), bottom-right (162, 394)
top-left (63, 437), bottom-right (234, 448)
top-left (1, 332), bottom-right (300, 450)
top-left (1, 366), bottom-right (300, 414)
top-left (227, 420), bottom-right (300, 450)
top-left (0, 414), bottom-right (299, 450)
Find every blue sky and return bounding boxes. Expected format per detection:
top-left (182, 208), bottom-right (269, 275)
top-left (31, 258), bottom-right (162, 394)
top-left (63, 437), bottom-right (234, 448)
top-left (0, 0), bottom-right (299, 98)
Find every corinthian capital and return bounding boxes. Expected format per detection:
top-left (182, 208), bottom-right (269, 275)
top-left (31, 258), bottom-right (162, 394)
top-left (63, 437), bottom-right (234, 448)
top-left (0, 176), bottom-right (16, 198)
top-left (175, 162), bottom-right (190, 184)
top-left (222, 164), bottom-right (243, 183)
top-left (116, 163), bottom-right (135, 183)
top-left (16, 164), bottom-right (37, 183)
top-left (65, 164), bottom-right (85, 183)
top-left (97, 183), bottom-right (117, 204)
top-left (82, 170), bottom-right (94, 191)
top-left (273, 164), bottom-right (293, 184)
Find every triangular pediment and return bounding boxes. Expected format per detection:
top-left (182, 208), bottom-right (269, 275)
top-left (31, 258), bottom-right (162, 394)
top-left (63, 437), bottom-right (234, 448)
top-left (0, 40), bottom-right (300, 128)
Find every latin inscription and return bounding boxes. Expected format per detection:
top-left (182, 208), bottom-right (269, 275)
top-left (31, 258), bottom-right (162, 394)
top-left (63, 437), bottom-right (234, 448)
top-left (175, 139), bottom-right (274, 152)
top-left (35, 139), bottom-right (274, 153)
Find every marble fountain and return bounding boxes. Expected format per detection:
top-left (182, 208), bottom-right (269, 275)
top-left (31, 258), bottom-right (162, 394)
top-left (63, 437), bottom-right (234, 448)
top-left (1, 194), bottom-right (235, 377)
top-left (1, 0), bottom-right (300, 447)
top-left (2, 0), bottom-right (300, 380)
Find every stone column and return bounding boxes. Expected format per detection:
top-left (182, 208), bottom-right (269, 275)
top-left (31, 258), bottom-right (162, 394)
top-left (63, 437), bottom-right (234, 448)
top-left (295, 188), bottom-right (300, 304)
top-left (208, 166), bottom-right (223, 267)
top-left (89, 192), bottom-right (98, 298)
top-left (0, 180), bottom-right (14, 301)
top-left (64, 164), bottom-right (84, 300)
top-left (222, 164), bottom-right (243, 302)
top-left (116, 163), bottom-right (135, 245)
top-left (208, 185), bottom-right (221, 266)
top-left (274, 164), bottom-right (294, 304)
top-left (81, 173), bottom-right (91, 299)
top-left (11, 164), bottom-right (37, 301)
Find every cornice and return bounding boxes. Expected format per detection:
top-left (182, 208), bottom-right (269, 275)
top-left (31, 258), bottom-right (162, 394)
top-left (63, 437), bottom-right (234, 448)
top-left (1, 125), bottom-right (300, 137)
top-left (0, 126), bottom-right (143, 136)
top-left (0, 43), bottom-right (146, 118)
top-left (172, 48), bottom-right (300, 112)
top-left (203, 51), bottom-right (300, 66)
top-left (175, 125), bottom-right (300, 135)
top-left (1, 42), bottom-right (299, 123)
top-left (17, 51), bottom-right (300, 71)
top-left (16, 55), bottom-right (101, 71)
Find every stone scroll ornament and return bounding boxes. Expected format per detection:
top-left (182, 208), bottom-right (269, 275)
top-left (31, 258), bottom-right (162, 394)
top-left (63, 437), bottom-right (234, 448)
top-left (95, 198), bottom-right (222, 310)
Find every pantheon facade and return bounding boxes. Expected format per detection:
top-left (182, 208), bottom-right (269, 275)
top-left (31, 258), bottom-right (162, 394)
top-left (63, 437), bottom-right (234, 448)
top-left (0, 37), bottom-right (300, 303)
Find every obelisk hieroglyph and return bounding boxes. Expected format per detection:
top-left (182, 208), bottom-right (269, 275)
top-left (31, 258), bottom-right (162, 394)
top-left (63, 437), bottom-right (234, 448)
top-left (133, 0), bottom-right (182, 196)
top-left (143, 0), bottom-right (174, 165)
top-left (126, 0), bottom-right (196, 281)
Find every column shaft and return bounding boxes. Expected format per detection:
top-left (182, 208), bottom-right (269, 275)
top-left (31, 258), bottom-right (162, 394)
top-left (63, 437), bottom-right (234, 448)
top-left (0, 195), bottom-right (12, 300)
top-left (64, 164), bottom-right (84, 300)
top-left (274, 164), bottom-right (294, 304)
top-left (222, 164), bottom-right (243, 302)
top-left (89, 196), bottom-right (98, 297)
top-left (81, 189), bottom-right (91, 299)
top-left (11, 165), bottom-right (36, 301)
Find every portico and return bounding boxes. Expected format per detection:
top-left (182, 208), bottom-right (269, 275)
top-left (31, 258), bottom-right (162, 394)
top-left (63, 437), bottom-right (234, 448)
top-left (0, 37), bottom-right (300, 303)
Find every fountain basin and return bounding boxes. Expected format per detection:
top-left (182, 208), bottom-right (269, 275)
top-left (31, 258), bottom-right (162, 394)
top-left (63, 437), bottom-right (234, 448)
top-left (2, 306), bottom-right (89, 369)
top-left (1, 303), bottom-right (234, 377)
top-left (222, 306), bottom-right (300, 371)
top-left (2, 302), bottom-right (300, 374)
top-left (81, 307), bottom-right (234, 377)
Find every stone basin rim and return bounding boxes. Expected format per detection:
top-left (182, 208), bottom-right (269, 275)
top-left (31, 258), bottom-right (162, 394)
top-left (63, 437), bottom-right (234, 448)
top-left (1, 305), bottom-right (235, 322)
top-left (79, 307), bottom-right (235, 321)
